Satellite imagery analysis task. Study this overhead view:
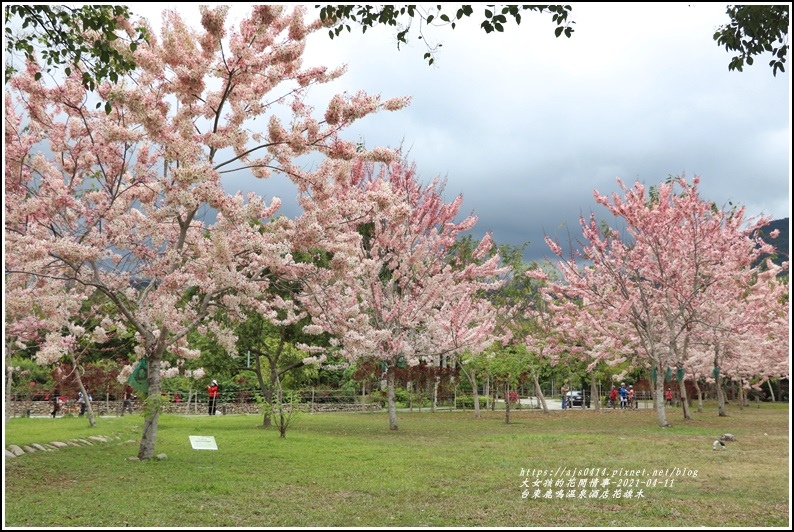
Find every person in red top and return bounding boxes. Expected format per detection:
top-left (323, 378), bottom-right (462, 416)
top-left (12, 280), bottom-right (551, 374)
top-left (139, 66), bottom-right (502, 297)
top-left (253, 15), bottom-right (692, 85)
top-left (206, 380), bottom-right (219, 415)
top-left (665, 387), bottom-right (674, 406)
top-left (609, 386), bottom-right (618, 409)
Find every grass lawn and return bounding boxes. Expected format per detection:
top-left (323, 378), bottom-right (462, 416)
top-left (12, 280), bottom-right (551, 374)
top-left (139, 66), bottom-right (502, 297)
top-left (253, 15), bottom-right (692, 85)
top-left (3, 402), bottom-right (790, 527)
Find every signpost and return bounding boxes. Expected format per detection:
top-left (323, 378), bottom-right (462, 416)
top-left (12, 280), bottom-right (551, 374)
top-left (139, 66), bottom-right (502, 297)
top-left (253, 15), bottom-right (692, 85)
top-left (189, 435), bottom-right (218, 467)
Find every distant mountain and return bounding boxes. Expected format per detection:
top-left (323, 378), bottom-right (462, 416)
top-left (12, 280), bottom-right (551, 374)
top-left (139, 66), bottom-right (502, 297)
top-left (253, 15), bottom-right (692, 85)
top-left (754, 217), bottom-right (789, 270)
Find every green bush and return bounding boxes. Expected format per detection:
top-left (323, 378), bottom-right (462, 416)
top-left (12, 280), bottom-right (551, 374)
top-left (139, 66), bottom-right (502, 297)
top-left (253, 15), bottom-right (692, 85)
top-left (455, 395), bottom-right (487, 409)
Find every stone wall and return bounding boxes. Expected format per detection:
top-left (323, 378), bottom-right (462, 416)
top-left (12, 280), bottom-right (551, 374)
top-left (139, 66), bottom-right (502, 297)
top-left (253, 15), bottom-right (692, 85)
top-left (7, 400), bottom-right (382, 417)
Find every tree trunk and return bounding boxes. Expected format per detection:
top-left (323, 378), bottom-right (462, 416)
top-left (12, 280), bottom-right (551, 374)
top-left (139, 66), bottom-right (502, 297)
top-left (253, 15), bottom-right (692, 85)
top-left (432, 378), bottom-right (439, 413)
top-left (387, 364), bottom-right (398, 431)
top-left (504, 382), bottom-right (511, 424)
top-left (738, 381), bottom-right (747, 409)
top-left (716, 373), bottom-right (727, 417)
top-left (71, 355), bottom-right (96, 428)
top-left (654, 362), bottom-right (670, 427)
top-left (5, 352), bottom-right (14, 423)
top-left (459, 366), bottom-right (482, 418)
top-left (184, 385), bottom-right (193, 414)
top-left (532, 371), bottom-right (548, 413)
top-left (766, 379), bottom-right (776, 402)
top-left (252, 352), bottom-right (273, 428)
top-left (74, 378), bottom-right (96, 428)
top-left (138, 352), bottom-right (163, 460)
top-left (677, 377), bottom-right (691, 420)
top-left (470, 370), bottom-right (480, 418)
top-left (491, 380), bottom-right (497, 411)
top-left (590, 378), bottom-right (599, 412)
top-left (693, 379), bottom-right (703, 413)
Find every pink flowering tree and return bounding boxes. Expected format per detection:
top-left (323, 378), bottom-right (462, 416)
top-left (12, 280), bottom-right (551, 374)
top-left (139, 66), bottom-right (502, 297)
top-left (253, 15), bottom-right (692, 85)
top-left (684, 250), bottom-right (788, 415)
top-left (4, 5), bottom-right (408, 458)
top-left (535, 176), bottom-right (786, 427)
top-left (296, 157), bottom-right (505, 430)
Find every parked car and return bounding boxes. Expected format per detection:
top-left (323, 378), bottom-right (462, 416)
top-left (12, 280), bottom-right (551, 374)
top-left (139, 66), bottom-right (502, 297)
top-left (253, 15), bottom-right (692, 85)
top-left (565, 390), bottom-right (584, 407)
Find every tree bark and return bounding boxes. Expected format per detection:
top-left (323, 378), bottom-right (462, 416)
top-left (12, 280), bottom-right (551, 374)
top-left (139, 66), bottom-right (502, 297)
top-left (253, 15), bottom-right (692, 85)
top-left (532, 371), bottom-right (548, 413)
top-left (470, 370), bottom-right (480, 418)
top-left (5, 346), bottom-right (14, 423)
top-left (590, 378), bottom-right (599, 412)
top-left (432, 378), bottom-right (439, 413)
top-left (504, 382), bottom-right (511, 424)
top-left (654, 361), bottom-right (670, 427)
top-left (252, 353), bottom-right (273, 428)
top-left (693, 379), bottom-right (703, 413)
top-left (716, 373), bottom-right (727, 417)
top-left (138, 352), bottom-right (162, 460)
top-left (766, 379), bottom-right (776, 402)
top-left (71, 355), bottom-right (96, 428)
top-left (387, 364), bottom-right (398, 431)
top-left (738, 380), bottom-right (747, 409)
top-left (677, 377), bottom-right (691, 420)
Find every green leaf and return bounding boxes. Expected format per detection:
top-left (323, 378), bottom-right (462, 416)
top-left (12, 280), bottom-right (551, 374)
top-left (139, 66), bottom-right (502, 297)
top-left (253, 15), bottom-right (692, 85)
top-left (485, 9), bottom-right (493, 18)
top-left (555, 26), bottom-right (564, 38)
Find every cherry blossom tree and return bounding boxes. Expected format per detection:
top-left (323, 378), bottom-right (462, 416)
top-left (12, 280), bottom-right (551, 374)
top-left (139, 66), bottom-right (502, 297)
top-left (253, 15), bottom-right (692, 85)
top-left (296, 156), bottom-right (505, 430)
top-left (685, 252), bottom-right (788, 416)
top-left (4, 5), bottom-right (408, 459)
top-left (534, 175), bottom-right (787, 427)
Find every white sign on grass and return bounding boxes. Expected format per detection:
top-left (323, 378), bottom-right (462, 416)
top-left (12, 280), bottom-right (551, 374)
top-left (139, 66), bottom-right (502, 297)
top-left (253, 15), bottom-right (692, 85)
top-left (189, 435), bottom-right (218, 451)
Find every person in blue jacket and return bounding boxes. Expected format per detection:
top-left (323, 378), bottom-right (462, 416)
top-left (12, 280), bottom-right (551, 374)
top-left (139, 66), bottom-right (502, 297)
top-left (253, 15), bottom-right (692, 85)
top-left (618, 383), bottom-right (628, 409)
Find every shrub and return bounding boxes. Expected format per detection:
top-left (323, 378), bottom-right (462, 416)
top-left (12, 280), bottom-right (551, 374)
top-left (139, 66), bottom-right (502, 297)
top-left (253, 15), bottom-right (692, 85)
top-left (455, 395), bottom-right (487, 409)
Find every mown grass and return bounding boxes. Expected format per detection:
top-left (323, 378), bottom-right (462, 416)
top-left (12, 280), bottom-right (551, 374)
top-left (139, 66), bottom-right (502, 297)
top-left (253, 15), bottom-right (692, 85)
top-left (3, 402), bottom-right (790, 527)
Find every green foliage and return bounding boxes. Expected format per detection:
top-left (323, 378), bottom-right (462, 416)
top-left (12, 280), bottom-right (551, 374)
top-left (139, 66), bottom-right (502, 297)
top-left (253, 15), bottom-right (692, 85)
top-left (454, 394), bottom-right (487, 409)
top-left (139, 392), bottom-right (165, 418)
top-left (4, 5), bottom-right (149, 102)
top-left (713, 4), bottom-right (789, 76)
top-left (317, 4), bottom-right (788, 75)
top-left (316, 4), bottom-right (574, 65)
top-left (264, 390), bottom-right (306, 438)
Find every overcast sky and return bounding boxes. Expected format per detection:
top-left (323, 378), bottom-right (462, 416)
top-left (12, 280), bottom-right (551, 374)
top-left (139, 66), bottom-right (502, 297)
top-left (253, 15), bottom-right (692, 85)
top-left (130, 3), bottom-right (791, 264)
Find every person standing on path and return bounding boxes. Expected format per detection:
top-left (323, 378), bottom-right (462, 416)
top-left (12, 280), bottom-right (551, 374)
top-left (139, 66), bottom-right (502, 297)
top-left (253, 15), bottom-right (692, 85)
top-left (121, 386), bottom-right (134, 416)
top-left (77, 391), bottom-right (87, 416)
top-left (206, 380), bottom-right (220, 415)
top-left (619, 383), bottom-right (628, 409)
top-left (561, 383), bottom-right (569, 410)
top-left (50, 393), bottom-right (60, 418)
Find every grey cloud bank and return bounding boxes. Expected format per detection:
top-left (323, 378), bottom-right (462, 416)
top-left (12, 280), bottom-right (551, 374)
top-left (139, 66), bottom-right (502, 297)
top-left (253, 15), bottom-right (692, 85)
top-left (135, 3), bottom-right (791, 264)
